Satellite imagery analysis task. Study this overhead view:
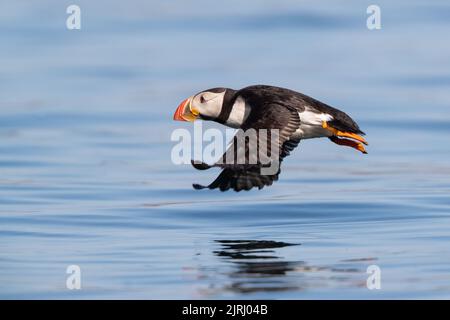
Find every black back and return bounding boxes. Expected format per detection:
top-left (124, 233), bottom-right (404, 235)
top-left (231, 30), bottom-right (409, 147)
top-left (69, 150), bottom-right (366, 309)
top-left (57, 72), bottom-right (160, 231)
top-left (237, 85), bottom-right (364, 134)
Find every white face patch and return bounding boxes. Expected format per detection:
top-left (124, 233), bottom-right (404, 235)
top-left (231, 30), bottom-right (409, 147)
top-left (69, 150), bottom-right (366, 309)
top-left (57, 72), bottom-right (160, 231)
top-left (192, 91), bottom-right (225, 119)
top-left (226, 96), bottom-right (250, 128)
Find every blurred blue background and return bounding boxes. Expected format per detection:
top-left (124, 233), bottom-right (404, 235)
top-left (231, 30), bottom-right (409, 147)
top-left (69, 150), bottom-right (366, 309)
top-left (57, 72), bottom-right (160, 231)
top-left (1, 0), bottom-right (450, 299)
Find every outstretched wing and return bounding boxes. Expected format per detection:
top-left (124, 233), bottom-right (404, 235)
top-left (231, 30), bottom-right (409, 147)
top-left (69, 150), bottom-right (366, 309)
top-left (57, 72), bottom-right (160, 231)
top-left (193, 138), bottom-right (301, 191)
top-left (192, 104), bottom-right (301, 191)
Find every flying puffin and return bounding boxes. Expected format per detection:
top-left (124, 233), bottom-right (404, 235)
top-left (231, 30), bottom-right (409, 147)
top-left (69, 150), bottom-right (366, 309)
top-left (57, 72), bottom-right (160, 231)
top-left (173, 85), bottom-right (367, 192)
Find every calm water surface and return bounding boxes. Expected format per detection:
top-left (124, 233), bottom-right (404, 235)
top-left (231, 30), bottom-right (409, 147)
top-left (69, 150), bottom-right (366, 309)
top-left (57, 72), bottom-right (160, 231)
top-left (1, 1), bottom-right (450, 299)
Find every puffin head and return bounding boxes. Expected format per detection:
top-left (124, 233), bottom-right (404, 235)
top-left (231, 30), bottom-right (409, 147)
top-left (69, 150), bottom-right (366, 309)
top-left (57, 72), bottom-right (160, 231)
top-left (173, 88), bottom-right (231, 122)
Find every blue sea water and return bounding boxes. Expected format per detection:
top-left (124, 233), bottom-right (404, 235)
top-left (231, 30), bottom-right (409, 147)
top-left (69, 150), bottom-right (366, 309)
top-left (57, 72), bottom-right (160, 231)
top-left (1, 0), bottom-right (450, 299)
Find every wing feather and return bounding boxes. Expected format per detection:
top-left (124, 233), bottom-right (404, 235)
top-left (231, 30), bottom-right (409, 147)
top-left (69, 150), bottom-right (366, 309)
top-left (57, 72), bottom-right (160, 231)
top-left (193, 104), bottom-right (301, 191)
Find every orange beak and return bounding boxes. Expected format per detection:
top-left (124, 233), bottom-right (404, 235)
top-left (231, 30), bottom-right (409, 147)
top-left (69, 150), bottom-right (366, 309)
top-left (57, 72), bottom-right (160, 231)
top-left (173, 97), bottom-right (199, 122)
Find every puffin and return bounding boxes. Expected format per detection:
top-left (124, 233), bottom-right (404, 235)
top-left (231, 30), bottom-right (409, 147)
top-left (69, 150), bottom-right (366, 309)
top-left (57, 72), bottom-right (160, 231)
top-left (173, 85), bottom-right (367, 192)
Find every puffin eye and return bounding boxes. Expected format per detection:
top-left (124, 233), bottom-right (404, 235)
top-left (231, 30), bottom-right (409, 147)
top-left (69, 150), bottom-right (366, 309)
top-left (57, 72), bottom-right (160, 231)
top-left (200, 95), bottom-right (206, 103)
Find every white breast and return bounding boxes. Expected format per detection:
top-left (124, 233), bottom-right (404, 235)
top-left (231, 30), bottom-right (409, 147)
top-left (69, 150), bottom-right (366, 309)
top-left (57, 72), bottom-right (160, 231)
top-left (226, 96), bottom-right (251, 128)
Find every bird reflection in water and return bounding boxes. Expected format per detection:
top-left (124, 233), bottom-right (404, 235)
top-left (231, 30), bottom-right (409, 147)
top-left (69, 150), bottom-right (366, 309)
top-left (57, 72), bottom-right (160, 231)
top-left (189, 239), bottom-right (369, 297)
top-left (213, 240), bottom-right (302, 293)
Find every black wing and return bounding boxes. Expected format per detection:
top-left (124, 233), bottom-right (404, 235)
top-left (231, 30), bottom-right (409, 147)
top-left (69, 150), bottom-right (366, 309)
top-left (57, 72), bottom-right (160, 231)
top-left (192, 102), bottom-right (301, 192)
top-left (193, 138), bottom-right (301, 191)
